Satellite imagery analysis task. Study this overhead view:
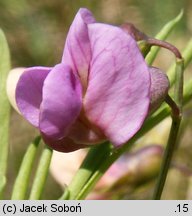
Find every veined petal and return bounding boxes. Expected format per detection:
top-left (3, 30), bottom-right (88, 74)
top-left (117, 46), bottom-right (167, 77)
top-left (62, 8), bottom-right (95, 88)
top-left (16, 67), bottom-right (51, 127)
top-left (39, 63), bottom-right (82, 140)
top-left (84, 23), bottom-right (151, 147)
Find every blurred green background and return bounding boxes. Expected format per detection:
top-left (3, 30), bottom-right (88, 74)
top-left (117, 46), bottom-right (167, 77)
top-left (0, 0), bottom-right (191, 67)
top-left (1, 0), bottom-right (192, 199)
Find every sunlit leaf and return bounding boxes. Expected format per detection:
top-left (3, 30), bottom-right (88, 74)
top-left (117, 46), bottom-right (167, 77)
top-left (0, 29), bottom-right (11, 197)
top-left (11, 136), bottom-right (41, 200)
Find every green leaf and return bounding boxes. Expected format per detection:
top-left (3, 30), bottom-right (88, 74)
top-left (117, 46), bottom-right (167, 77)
top-left (0, 176), bottom-right (6, 195)
top-left (146, 10), bottom-right (183, 65)
top-left (11, 136), bottom-right (41, 200)
top-left (29, 145), bottom-right (53, 200)
top-left (0, 29), bottom-right (11, 198)
top-left (61, 142), bottom-right (112, 200)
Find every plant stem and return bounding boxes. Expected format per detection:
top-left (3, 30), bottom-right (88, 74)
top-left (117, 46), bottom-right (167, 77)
top-left (64, 107), bottom-right (168, 199)
top-left (0, 30), bottom-right (11, 199)
top-left (74, 146), bottom-right (133, 200)
top-left (62, 12), bottom-right (184, 200)
top-left (153, 97), bottom-right (181, 199)
top-left (168, 38), bottom-right (192, 86)
top-left (138, 11), bottom-right (183, 60)
top-left (66, 60), bottom-right (191, 200)
top-left (174, 59), bottom-right (184, 108)
top-left (11, 136), bottom-right (41, 200)
top-left (138, 40), bottom-right (151, 57)
top-left (29, 145), bottom-right (52, 200)
top-left (61, 142), bottom-right (112, 199)
top-left (153, 58), bottom-right (184, 199)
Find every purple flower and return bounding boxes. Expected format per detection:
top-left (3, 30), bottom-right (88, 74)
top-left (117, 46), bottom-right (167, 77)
top-left (15, 8), bottom-right (168, 152)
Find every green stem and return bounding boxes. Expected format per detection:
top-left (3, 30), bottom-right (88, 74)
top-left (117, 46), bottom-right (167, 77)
top-left (11, 136), bottom-right (41, 200)
top-left (59, 187), bottom-right (70, 200)
top-left (168, 38), bottom-right (192, 86)
top-left (138, 40), bottom-right (151, 57)
top-left (62, 12), bottom-right (184, 200)
top-left (61, 142), bottom-right (112, 199)
top-left (64, 14), bottom-right (190, 199)
top-left (153, 58), bottom-right (184, 199)
top-left (153, 97), bottom-right (181, 199)
top-left (29, 145), bottom-right (53, 200)
top-left (74, 110), bottom-right (172, 199)
top-left (67, 74), bottom-right (192, 200)
top-left (138, 11), bottom-right (183, 60)
top-left (65, 108), bottom-right (168, 199)
top-left (174, 59), bottom-right (184, 109)
top-left (0, 29), bottom-right (11, 199)
top-left (75, 145), bottom-right (133, 200)
top-left (67, 40), bottom-right (190, 199)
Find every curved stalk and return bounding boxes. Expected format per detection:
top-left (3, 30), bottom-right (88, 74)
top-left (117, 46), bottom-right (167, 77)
top-left (146, 10), bottom-right (183, 65)
top-left (153, 58), bottom-right (184, 199)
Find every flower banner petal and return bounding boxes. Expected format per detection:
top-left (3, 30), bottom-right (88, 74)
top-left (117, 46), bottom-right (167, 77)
top-left (62, 8), bottom-right (95, 88)
top-left (16, 67), bottom-right (51, 127)
top-left (84, 23), bottom-right (151, 147)
top-left (39, 63), bottom-right (82, 140)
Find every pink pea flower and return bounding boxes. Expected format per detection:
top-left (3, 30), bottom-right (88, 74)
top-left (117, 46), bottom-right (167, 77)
top-left (14, 8), bottom-right (169, 152)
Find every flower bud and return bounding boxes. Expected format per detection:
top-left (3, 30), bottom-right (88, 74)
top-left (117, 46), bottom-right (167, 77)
top-left (149, 67), bottom-right (170, 113)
